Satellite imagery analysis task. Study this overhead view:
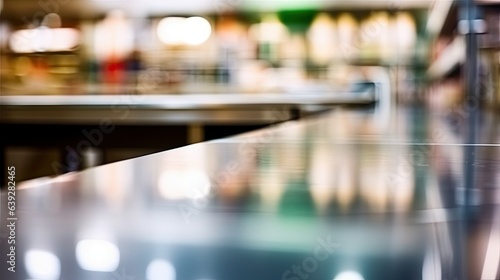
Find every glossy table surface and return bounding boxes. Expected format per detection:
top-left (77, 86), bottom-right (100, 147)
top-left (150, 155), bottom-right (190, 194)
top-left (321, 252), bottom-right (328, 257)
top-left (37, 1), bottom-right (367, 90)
top-left (1, 104), bottom-right (499, 280)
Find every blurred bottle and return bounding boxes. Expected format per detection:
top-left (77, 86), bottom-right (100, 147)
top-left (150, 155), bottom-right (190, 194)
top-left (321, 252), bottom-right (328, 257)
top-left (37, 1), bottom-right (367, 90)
top-left (337, 13), bottom-right (359, 62)
top-left (94, 10), bottom-right (134, 92)
top-left (30, 56), bottom-right (51, 91)
top-left (307, 13), bottom-right (336, 76)
top-left (215, 15), bottom-right (245, 85)
top-left (249, 14), bottom-right (288, 66)
top-left (126, 49), bottom-right (142, 91)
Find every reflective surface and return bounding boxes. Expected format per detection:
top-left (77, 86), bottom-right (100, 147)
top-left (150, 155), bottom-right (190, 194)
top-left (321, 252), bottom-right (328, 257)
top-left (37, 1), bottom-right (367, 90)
top-left (1, 105), bottom-right (499, 280)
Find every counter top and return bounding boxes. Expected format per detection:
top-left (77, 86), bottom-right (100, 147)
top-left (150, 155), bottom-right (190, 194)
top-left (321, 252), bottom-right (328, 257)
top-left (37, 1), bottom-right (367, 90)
top-left (0, 105), bottom-right (499, 280)
top-left (0, 90), bottom-right (376, 125)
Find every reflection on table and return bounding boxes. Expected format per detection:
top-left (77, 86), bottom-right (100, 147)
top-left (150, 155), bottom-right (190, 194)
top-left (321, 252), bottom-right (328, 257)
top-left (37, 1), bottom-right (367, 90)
top-left (0, 106), bottom-right (499, 280)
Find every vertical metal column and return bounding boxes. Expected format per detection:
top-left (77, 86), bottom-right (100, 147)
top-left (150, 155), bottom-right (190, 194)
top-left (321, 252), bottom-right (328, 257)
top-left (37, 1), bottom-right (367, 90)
top-left (460, 0), bottom-right (480, 279)
top-left (462, 0), bottom-right (479, 205)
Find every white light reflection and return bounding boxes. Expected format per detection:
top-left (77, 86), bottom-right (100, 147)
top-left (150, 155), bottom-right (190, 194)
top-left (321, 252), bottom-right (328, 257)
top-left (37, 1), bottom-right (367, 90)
top-left (333, 270), bottom-right (365, 280)
top-left (481, 217), bottom-right (500, 280)
top-left (76, 239), bottom-right (120, 272)
top-left (25, 250), bottom-right (61, 280)
top-left (146, 259), bottom-right (176, 280)
top-left (422, 247), bottom-right (442, 280)
top-left (158, 169), bottom-right (211, 200)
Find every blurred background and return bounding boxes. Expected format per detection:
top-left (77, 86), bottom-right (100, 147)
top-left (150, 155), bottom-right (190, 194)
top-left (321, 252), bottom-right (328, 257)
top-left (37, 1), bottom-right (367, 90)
top-left (0, 1), bottom-right (499, 280)
top-left (0, 0), bottom-right (429, 95)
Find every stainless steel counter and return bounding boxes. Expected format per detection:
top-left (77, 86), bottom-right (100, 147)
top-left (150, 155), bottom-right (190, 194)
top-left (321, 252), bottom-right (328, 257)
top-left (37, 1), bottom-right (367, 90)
top-left (0, 88), bottom-right (379, 181)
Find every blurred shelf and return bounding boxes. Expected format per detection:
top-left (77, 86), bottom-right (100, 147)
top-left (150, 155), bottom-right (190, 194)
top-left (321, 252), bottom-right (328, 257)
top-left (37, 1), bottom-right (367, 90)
top-left (1, 0), bottom-right (433, 20)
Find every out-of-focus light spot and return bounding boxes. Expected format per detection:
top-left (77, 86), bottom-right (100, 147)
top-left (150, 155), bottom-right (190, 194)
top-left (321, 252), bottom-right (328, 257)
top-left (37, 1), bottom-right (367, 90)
top-left (76, 239), bottom-right (120, 272)
top-left (25, 250), bottom-right (61, 280)
top-left (157, 17), bottom-right (185, 45)
top-left (184, 17), bottom-right (212, 45)
top-left (333, 271), bottom-right (365, 280)
top-left (146, 259), bottom-right (176, 280)
top-left (9, 28), bottom-right (80, 53)
top-left (157, 16), bottom-right (212, 46)
top-left (158, 169), bottom-right (211, 200)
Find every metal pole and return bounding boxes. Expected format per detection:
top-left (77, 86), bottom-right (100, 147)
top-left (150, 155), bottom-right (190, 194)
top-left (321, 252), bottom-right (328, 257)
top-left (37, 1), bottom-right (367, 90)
top-left (460, 0), bottom-right (480, 279)
top-left (462, 0), bottom-right (479, 204)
